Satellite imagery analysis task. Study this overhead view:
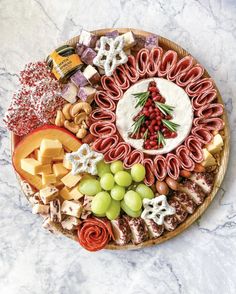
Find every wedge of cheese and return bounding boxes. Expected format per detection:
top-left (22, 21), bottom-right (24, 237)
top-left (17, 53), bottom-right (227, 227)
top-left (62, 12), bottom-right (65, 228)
top-left (206, 134), bottom-right (223, 154)
top-left (40, 139), bottom-right (62, 157)
top-left (201, 149), bottom-right (216, 167)
top-left (21, 158), bottom-right (42, 175)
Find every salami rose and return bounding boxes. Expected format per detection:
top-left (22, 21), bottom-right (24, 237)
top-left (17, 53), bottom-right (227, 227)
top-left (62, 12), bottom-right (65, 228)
top-left (146, 47), bottom-right (163, 77)
top-left (94, 91), bottom-right (116, 111)
top-left (176, 64), bottom-right (204, 87)
top-left (157, 50), bottom-right (178, 77)
top-left (101, 76), bottom-right (123, 100)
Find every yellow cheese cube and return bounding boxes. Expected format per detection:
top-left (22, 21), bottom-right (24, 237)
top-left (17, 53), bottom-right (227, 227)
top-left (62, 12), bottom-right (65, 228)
top-left (42, 173), bottom-right (57, 186)
top-left (53, 163), bottom-right (69, 178)
top-left (34, 149), bottom-right (52, 164)
top-left (21, 158), bottom-right (42, 175)
top-left (40, 139), bottom-right (62, 157)
top-left (39, 185), bottom-right (58, 204)
top-left (69, 185), bottom-right (84, 200)
top-left (63, 157), bottom-right (72, 170)
top-left (61, 172), bottom-right (82, 188)
top-left (201, 149), bottom-right (216, 167)
top-left (52, 149), bottom-right (65, 162)
top-left (206, 134), bottom-right (223, 154)
top-left (59, 186), bottom-right (73, 200)
top-left (55, 180), bottom-right (64, 190)
top-left (38, 164), bottom-right (52, 175)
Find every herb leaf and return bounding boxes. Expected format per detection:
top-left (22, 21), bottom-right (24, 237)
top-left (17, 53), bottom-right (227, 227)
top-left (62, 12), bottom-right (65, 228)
top-left (133, 91), bottom-right (150, 108)
top-left (157, 131), bottom-right (166, 146)
top-left (155, 102), bottom-right (175, 115)
top-left (162, 119), bottom-right (180, 132)
top-left (131, 114), bottom-right (145, 135)
top-left (143, 129), bottom-right (149, 140)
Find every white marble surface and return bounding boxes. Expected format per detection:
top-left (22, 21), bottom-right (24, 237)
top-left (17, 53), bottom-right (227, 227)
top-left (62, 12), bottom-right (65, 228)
top-left (0, 0), bottom-right (236, 293)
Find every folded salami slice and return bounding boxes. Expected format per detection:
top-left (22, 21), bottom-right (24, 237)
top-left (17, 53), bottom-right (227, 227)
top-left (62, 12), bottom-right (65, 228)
top-left (112, 65), bottom-right (130, 90)
top-left (185, 78), bottom-right (214, 97)
top-left (136, 48), bottom-right (150, 77)
top-left (157, 50), bottom-right (178, 77)
top-left (191, 126), bottom-right (213, 145)
top-left (193, 117), bottom-right (224, 131)
top-left (104, 142), bottom-right (131, 163)
top-left (143, 158), bottom-right (155, 186)
top-left (92, 135), bottom-right (119, 154)
top-left (185, 135), bottom-right (203, 163)
top-left (94, 91), bottom-right (116, 111)
top-left (90, 121), bottom-right (117, 138)
top-left (166, 153), bottom-right (180, 180)
top-left (176, 64), bottom-right (204, 87)
top-left (90, 108), bottom-right (116, 123)
top-left (123, 149), bottom-right (144, 169)
top-left (167, 55), bottom-right (194, 81)
top-left (175, 145), bottom-right (195, 171)
top-left (146, 47), bottom-right (163, 77)
top-left (101, 76), bottom-right (123, 100)
top-left (124, 55), bottom-right (139, 84)
top-left (195, 103), bottom-right (224, 118)
top-left (153, 155), bottom-right (167, 181)
top-left (192, 89), bottom-right (217, 110)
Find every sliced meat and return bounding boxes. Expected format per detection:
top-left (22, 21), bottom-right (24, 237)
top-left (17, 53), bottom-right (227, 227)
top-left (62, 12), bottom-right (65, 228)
top-left (185, 135), bottom-right (203, 163)
top-left (157, 50), bottom-right (178, 77)
top-left (136, 48), bottom-right (150, 78)
top-left (104, 142), bottom-right (132, 163)
top-left (94, 90), bottom-right (116, 111)
top-left (190, 172), bottom-right (214, 194)
top-left (179, 179), bottom-right (206, 205)
top-left (195, 103), bottom-right (224, 118)
top-left (172, 191), bottom-right (197, 214)
top-left (143, 158), bottom-right (155, 186)
top-left (175, 145), bottom-right (195, 171)
top-left (143, 219), bottom-right (164, 239)
top-left (167, 55), bottom-right (194, 81)
top-left (89, 121), bottom-right (117, 138)
top-left (153, 155), bottom-right (167, 181)
top-left (168, 198), bottom-right (188, 223)
top-left (166, 153), bottom-right (180, 180)
top-left (163, 215), bottom-right (179, 231)
top-left (193, 117), bottom-right (224, 131)
top-left (176, 64), bottom-right (204, 87)
top-left (146, 47), bottom-right (163, 77)
top-left (112, 65), bottom-right (130, 90)
top-left (92, 135), bottom-right (119, 153)
top-left (192, 89), bottom-right (217, 110)
top-left (191, 126), bottom-right (213, 145)
top-left (185, 78), bottom-right (214, 97)
top-left (111, 217), bottom-right (131, 246)
top-left (124, 55), bottom-right (139, 83)
top-left (123, 149), bottom-right (144, 169)
top-left (101, 76), bottom-right (123, 100)
top-left (123, 216), bottom-right (149, 245)
top-left (90, 108), bottom-right (116, 123)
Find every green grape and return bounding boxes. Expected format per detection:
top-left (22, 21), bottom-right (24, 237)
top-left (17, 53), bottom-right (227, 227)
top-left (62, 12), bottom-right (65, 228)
top-left (110, 185), bottom-right (126, 200)
top-left (114, 171), bottom-right (132, 187)
top-left (131, 163), bottom-right (146, 182)
top-left (136, 184), bottom-right (154, 199)
top-left (91, 192), bottom-right (111, 214)
top-left (97, 160), bottom-right (111, 177)
top-left (100, 173), bottom-right (115, 190)
top-left (106, 199), bottom-right (121, 220)
top-left (78, 178), bottom-right (101, 196)
top-left (124, 190), bottom-right (142, 211)
top-left (110, 160), bottom-right (124, 174)
top-left (121, 200), bottom-right (142, 218)
top-left (93, 212), bottom-right (106, 217)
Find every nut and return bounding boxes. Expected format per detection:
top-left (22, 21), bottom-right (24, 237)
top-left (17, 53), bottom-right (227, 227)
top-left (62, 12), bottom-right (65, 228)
top-left (64, 120), bottom-right (80, 133)
top-left (54, 110), bottom-right (65, 127)
top-left (71, 102), bottom-right (92, 117)
top-left (62, 103), bottom-right (72, 120)
top-left (74, 112), bottom-right (87, 125)
top-left (76, 128), bottom-right (87, 139)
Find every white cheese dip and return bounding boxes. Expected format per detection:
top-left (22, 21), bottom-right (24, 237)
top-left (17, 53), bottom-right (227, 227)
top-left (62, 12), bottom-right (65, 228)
top-left (116, 78), bottom-right (193, 155)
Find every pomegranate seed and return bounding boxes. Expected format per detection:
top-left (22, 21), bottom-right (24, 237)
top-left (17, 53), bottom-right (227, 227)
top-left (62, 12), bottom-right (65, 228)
top-left (154, 126), bottom-right (160, 131)
top-left (149, 86), bottom-right (157, 92)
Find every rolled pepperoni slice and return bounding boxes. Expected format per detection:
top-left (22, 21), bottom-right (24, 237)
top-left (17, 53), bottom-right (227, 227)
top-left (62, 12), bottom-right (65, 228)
top-left (195, 103), bottom-right (224, 118)
top-left (167, 55), bottom-right (194, 81)
top-left (166, 153), bottom-right (180, 180)
top-left (193, 117), bottom-right (224, 131)
top-left (123, 149), bottom-right (144, 169)
top-left (92, 135), bottom-right (119, 154)
top-left (185, 135), bottom-right (203, 163)
top-left (185, 78), bottom-right (214, 97)
top-left (143, 158), bottom-right (155, 186)
top-left (146, 47), bottom-right (163, 77)
top-left (90, 108), bottom-right (116, 123)
top-left (136, 48), bottom-right (150, 78)
top-left (124, 55), bottom-right (139, 84)
top-left (157, 50), bottom-right (178, 77)
top-left (90, 121), bottom-right (117, 138)
top-left (176, 145), bottom-right (195, 171)
top-left (112, 65), bottom-right (130, 90)
top-left (153, 155), bottom-right (167, 181)
top-left (104, 142), bottom-right (131, 163)
top-left (101, 76), bottom-right (123, 100)
top-left (191, 126), bottom-right (213, 144)
top-left (176, 64), bottom-right (204, 87)
top-left (192, 89), bottom-right (217, 110)
top-left (94, 91), bottom-right (116, 111)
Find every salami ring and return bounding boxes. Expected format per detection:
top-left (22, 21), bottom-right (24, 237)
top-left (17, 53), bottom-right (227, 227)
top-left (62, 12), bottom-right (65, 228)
top-left (123, 149), bottom-right (144, 169)
top-left (167, 55), bottom-right (194, 81)
top-left (153, 155), bottom-right (167, 181)
top-left (176, 64), bottom-right (204, 87)
top-left (124, 55), bottom-right (139, 83)
top-left (136, 48), bottom-right (150, 77)
top-left (176, 145), bottom-right (195, 171)
top-left (90, 121), bottom-right (117, 138)
top-left (191, 126), bottom-right (213, 144)
top-left (104, 142), bottom-right (132, 163)
top-left (185, 78), bottom-right (214, 97)
top-left (195, 103), bottom-right (224, 118)
top-left (166, 153), bottom-right (180, 180)
top-left (94, 91), bottom-right (116, 111)
top-left (143, 158), bottom-right (155, 186)
top-left (192, 89), bottom-right (217, 110)
top-left (193, 117), bottom-right (224, 131)
top-left (185, 135), bottom-right (203, 163)
top-left (157, 50), bottom-right (178, 77)
top-left (113, 65), bottom-right (130, 90)
top-left (92, 135), bottom-right (119, 153)
top-left (90, 108), bottom-right (116, 123)
top-left (101, 76), bottom-right (123, 100)
top-left (146, 47), bottom-right (163, 77)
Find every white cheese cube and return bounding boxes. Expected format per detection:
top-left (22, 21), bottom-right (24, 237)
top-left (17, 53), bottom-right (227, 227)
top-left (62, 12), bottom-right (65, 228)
top-left (61, 200), bottom-right (83, 218)
top-left (39, 185), bottom-right (59, 204)
top-left (206, 134), bottom-right (223, 154)
top-left (122, 31), bottom-right (136, 49)
top-left (201, 149), bottom-right (216, 167)
top-left (32, 204), bottom-right (50, 215)
top-left (61, 216), bottom-right (81, 231)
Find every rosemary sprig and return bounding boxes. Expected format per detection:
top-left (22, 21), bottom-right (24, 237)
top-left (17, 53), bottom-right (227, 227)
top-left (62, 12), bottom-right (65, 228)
top-left (143, 129), bottom-right (149, 140)
top-left (157, 131), bottom-right (166, 146)
top-left (162, 119), bottom-right (180, 132)
top-left (133, 91), bottom-right (150, 108)
top-left (131, 114), bottom-right (145, 135)
top-left (155, 102), bottom-right (175, 116)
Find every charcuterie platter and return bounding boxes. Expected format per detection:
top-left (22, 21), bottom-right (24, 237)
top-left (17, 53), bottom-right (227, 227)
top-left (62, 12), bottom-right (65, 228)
top-left (6, 28), bottom-right (229, 251)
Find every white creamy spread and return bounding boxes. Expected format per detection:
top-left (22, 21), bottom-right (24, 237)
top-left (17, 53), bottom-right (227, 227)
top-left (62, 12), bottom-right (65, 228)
top-left (116, 78), bottom-right (193, 155)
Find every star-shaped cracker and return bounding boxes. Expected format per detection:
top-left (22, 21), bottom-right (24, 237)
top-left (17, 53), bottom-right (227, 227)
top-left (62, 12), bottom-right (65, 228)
top-left (65, 144), bottom-right (103, 176)
top-left (93, 35), bottom-right (128, 76)
top-left (141, 195), bottom-right (176, 225)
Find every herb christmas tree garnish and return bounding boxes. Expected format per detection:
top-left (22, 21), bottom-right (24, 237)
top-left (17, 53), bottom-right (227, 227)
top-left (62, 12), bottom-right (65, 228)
top-left (162, 119), bottom-right (180, 132)
top-left (155, 102), bottom-right (174, 116)
top-left (157, 131), bottom-right (166, 146)
top-left (131, 114), bottom-right (145, 136)
top-left (133, 91), bottom-right (150, 108)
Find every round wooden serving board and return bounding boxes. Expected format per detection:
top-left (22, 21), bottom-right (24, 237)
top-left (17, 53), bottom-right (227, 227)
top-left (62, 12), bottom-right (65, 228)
top-left (11, 28), bottom-right (230, 250)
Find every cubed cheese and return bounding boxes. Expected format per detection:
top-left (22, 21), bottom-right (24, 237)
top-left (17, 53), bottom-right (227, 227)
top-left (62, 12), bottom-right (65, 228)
top-left (77, 86), bottom-right (96, 104)
top-left (32, 204), bottom-right (50, 215)
top-left (39, 185), bottom-right (58, 204)
top-left (63, 157), bottom-right (72, 170)
top-left (61, 216), bottom-right (81, 230)
top-left (40, 139), bottom-right (62, 157)
top-left (34, 149), bottom-right (52, 164)
top-left (38, 164), bottom-right (52, 175)
top-left (69, 185), bottom-right (84, 200)
top-left (21, 158), bottom-right (42, 175)
top-left (52, 148), bottom-right (65, 161)
top-left (61, 172), bottom-right (82, 188)
top-left (42, 173), bottom-right (57, 186)
top-left (53, 163), bottom-right (69, 178)
top-left (122, 31), bottom-right (136, 49)
top-left (59, 186), bottom-right (73, 200)
top-left (61, 200), bottom-right (83, 218)
top-left (201, 149), bottom-right (217, 167)
top-left (206, 134), bottom-right (223, 154)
